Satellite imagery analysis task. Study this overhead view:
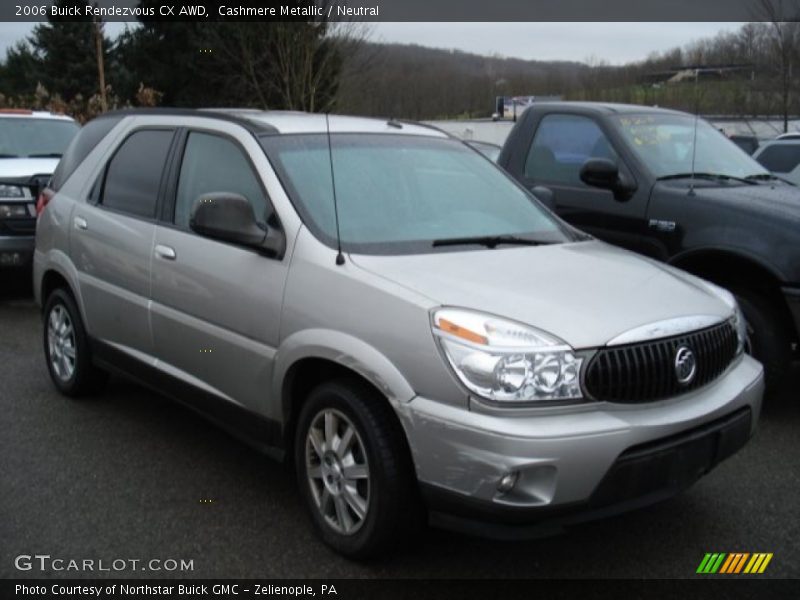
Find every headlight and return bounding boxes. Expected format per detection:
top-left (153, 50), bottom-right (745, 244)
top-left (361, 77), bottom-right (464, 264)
top-left (432, 308), bottom-right (583, 403)
top-left (732, 302), bottom-right (747, 356)
top-left (0, 203), bottom-right (29, 218)
top-left (701, 281), bottom-right (747, 356)
top-left (0, 184), bottom-right (24, 198)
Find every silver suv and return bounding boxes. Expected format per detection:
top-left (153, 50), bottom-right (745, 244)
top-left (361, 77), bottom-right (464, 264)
top-left (34, 109), bottom-right (764, 557)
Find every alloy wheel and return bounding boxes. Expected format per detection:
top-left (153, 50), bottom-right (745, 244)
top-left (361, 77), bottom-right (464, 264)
top-left (305, 408), bottom-right (370, 535)
top-left (47, 304), bottom-right (76, 381)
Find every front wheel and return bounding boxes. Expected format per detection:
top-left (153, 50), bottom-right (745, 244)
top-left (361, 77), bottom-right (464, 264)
top-left (294, 379), bottom-right (422, 558)
top-left (732, 287), bottom-right (791, 392)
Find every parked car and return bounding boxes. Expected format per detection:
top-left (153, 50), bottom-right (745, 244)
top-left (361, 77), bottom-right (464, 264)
top-left (35, 108), bottom-right (762, 557)
top-left (728, 134), bottom-right (759, 156)
top-left (753, 139), bottom-right (800, 186)
top-left (0, 109), bottom-right (79, 269)
top-left (465, 139), bottom-right (502, 162)
top-left (775, 132), bottom-right (800, 140)
top-left (498, 102), bottom-right (800, 389)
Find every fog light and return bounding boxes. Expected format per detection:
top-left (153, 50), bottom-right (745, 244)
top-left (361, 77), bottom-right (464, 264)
top-left (497, 471), bottom-right (519, 494)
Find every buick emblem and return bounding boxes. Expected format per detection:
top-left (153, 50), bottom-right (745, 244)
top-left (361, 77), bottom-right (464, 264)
top-left (674, 346), bottom-right (697, 385)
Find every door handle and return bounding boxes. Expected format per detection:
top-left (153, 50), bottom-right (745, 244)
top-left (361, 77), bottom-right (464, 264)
top-left (73, 216), bottom-right (88, 231)
top-left (154, 244), bottom-right (176, 260)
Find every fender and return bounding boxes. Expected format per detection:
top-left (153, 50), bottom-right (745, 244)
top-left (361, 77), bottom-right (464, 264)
top-left (271, 328), bottom-right (416, 420)
top-left (36, 249), bottom-right (91, 326)
top-left (669, 243), bottom-right (787, 283)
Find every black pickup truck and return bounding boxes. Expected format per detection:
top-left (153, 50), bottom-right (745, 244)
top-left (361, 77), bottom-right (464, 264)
top-left (497, 102), bottom-right (800, 388)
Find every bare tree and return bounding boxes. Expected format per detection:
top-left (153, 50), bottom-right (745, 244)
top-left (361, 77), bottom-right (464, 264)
top-left (92, 15), bottom-right (107, 112)
top-left (268, 15), bottom-right (372, 112)
top-left (754, 0), bottom-right (800, 131)
top-left (204, 3), bottom-right (371, 113)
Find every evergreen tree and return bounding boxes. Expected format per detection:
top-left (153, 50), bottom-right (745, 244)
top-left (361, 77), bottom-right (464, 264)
top-left (28, 0), bottom-right (111, 101)
top-left (115, 1), bottom-right (347, 110)
top-left (0, 0), bottom-right (111, 103)
top-left (0, 42), bottom-right (41, 98)
top-left (113, 14), bottom-right (213, 107)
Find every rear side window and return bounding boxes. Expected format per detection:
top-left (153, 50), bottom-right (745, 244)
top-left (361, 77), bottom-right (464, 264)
top-left (101, 129), bottom-right (174, 219)
top-left (525, 114), bottom-right (618, 185)
top-left (51, 116), bottom-right (120, 191)
top-left (756, 145), bottom-right (800, 173)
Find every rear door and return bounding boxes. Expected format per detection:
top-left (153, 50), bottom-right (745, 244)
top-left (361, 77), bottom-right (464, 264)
top-left (70, 127), bottom-right (176, 357)
top-left (149, 125), bottom-right (290, 416)
top-left (514, 112), bottom-right (648, 253)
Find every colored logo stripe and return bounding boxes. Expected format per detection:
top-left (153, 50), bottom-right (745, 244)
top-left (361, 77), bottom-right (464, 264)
top-left (697, 553), bottom-right (773, 574)
top-left (719, 553), bottom-right (749, 573)
top-left (697, 553), bottom-right (726, 573)
top-left (744, 553), bottom-right (773, 574)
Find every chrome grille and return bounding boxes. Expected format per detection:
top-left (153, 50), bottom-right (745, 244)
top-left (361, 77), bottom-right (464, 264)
top-left (585, 320), bottom-right (738, 403)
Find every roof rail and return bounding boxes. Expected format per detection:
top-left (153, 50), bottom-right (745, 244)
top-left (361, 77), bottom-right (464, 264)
top-left (396, 119), bottom-right (458, 139)
top-left (94, 107), bottom-right (279, 134)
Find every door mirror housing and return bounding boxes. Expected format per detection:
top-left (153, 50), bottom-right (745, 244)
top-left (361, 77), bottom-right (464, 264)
top-left (579, 158), bottom-right (637, 201)
top-left (189, 192), bottom-right (285, 257)
top-left (531, 185), bottom-right (556, 211)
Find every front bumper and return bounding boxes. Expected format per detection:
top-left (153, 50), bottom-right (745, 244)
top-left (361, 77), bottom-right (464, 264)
top-left (0, 234), bottom-right (34, 267)
top-left (398, 354), bottom-right (763, 537)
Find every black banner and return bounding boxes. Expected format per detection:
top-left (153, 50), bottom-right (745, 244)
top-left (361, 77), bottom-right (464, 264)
top-left (4, 579), bottom-right (800, 600)
top-left (3, 0), bottom-right (800, 22)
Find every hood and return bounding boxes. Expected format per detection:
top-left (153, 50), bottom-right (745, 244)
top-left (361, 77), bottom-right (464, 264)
top-left (657, 179), bottom-right (800, 223)
top-left (350, 240), bottom-right (732, 349)
top-left (0, 158), bottom-right (59, 180)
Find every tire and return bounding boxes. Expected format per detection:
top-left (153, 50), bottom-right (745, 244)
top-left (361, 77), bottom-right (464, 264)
top-left (294, 378), bottom-right (422, 559)
top-left (732, 287), bottom-right (791, 392)
top-left (43, 288), bottom-right (108, 397)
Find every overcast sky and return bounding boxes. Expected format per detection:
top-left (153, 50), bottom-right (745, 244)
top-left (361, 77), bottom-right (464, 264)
top-left (0, 21), bottom-right (743, 65)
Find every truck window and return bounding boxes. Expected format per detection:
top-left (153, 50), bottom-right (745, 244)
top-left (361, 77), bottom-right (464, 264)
top-left (756, 144), bottom-right (800, 174)
top-left (524, 114), bottom-right (617, 186)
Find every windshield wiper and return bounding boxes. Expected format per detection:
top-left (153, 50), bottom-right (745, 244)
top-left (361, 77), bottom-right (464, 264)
top-left (0, 153), bottom-right (20, 158)
top-left (745, 172), bottom-right (795, 185)
top-left (27, 153), bottom-right (62, 158)
top-left (744, 173), bottom-right (778, 181)
top-left (432, 234), bottom-right (555, 248)
top-left (656, 172), bottom-right (756, 185)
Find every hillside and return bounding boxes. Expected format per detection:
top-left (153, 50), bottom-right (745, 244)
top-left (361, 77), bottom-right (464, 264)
top-left (337, 42), bottom-right (590, 119)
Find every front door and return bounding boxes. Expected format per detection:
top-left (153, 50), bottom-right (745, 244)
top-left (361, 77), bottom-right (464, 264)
top-left (149, 128), bottom-right (289, 416)
top-left (519, 113), bottom-right (647, 253)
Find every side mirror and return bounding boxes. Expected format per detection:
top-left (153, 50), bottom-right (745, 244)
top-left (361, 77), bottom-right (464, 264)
top-left (531, 185), bottom-right (556, 211)
top-left (579, 158), bottom-right (637, 201)
top-left (190, 192), bottom-right (285, 256)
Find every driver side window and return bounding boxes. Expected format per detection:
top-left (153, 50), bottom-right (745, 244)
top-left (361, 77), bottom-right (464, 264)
top-left (524, 114), bottom-right (618, 186)
top-left (174, 132), bottom-right (268, 229)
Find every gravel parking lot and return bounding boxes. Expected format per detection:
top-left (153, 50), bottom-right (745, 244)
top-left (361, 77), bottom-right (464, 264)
top-left (1, 272), bottom-right (798, 579)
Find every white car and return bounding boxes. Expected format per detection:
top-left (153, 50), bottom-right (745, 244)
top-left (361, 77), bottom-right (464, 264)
top-left (0, 110), bottom-right (79, 268)
top-left (753, 139), bottom-right (800, 185)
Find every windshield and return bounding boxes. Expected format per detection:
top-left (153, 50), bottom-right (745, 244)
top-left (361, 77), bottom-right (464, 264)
top-left (260, 134), bottom-right (574, 254)
top-left (614, 114), bottom-right (769, 180)
top-left (0, 117), bottom-right (79, 158)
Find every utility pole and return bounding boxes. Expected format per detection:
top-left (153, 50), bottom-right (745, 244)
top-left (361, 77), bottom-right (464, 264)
top-left (94, 14), bottom-right (107, 112)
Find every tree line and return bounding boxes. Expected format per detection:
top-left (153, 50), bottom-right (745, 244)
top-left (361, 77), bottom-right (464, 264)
top-left (0, 0), bottom-right (357, 121)
top-left (338, 15), bottom-right (800, 130)
top-left (0, 0), bottom-right (798, 129)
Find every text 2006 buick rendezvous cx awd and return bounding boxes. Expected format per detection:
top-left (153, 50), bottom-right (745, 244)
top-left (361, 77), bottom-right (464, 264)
top-left (34, 109), bottom-right (763, 557)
